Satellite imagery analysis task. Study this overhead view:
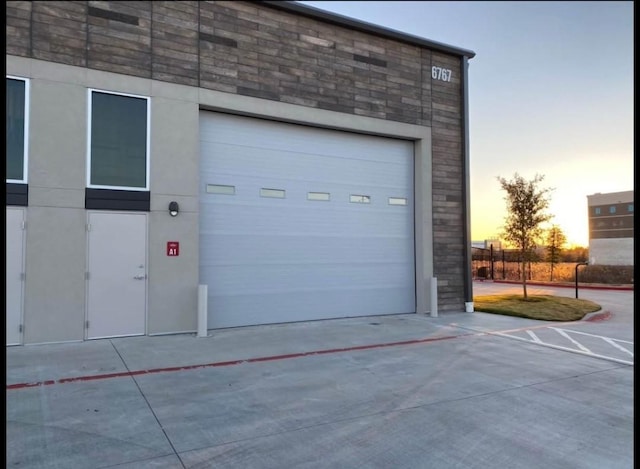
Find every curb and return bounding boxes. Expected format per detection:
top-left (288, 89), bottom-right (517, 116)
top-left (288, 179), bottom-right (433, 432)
top-left (582, 310), bottom-right (613, 322)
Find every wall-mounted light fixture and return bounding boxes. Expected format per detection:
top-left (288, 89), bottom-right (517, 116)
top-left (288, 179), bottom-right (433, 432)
top-left (169, 201), bottom-right (179, 217)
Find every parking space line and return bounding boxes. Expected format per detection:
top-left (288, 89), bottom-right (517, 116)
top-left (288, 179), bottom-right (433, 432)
top-left (550, 327), bottom-right (591, 353)
top-left (526, 330), bottom-right (542, 343)
top-left (487, 326), bottom-right (634, 366)
top-left (557, 327), bottom-right (634, 344)
top-left (602, 337), bottom-right (634, 356)
top-left (553, 327), bottom-right (633, 357)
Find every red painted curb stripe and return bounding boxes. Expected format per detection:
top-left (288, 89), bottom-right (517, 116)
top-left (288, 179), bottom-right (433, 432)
top-left (585, 311), bottom-right (613, 322)
top-left (7, 333), bottom-right (474, 390)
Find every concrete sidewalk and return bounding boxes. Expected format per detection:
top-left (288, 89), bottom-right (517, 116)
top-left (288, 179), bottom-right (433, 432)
top-left (6, 285), bottom-right (634, 468)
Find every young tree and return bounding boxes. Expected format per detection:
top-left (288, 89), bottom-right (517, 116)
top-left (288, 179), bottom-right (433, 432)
top-left (497, 173), bottom-right (553, 298)
top-left (545, 225), bottom-right (567, 281)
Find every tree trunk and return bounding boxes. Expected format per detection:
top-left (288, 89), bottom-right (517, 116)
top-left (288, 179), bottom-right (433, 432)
top-left (521, 258), bottom-right (528, 298)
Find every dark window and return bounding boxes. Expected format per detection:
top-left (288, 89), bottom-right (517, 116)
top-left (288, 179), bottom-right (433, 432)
top-left (89, 90), bottom-right (149, 189)
top-left (6, 77), bottom-right (28, 182)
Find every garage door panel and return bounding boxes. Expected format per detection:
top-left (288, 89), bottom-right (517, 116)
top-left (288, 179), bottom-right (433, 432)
top-left (205, 262), bottom-right (412, 292)
top-left (201, 207), bottom-right (412, 237)
top-left (200, 114), bottom-right (409, 164)
top-left (200, 112), bottom-right (415, 328)
top-left (201, 234), bottom-right (413, 266)
top-left (210, 286), bottom-right (415, 329)
top-left (201, 150), bottom-right (408, 188)
top-left (199, 172), bottom-right (411, 207)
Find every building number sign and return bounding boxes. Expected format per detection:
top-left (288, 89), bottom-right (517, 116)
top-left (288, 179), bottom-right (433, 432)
top-left (432, 66), bottom-right (452, 82)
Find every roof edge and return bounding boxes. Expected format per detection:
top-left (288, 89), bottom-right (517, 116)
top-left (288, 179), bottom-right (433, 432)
top-left (261, 1), bottom-right (476, 59)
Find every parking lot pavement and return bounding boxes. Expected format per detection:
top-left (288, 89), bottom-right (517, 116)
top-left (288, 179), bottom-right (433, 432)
top-left (6, 284), bottom-right (634, 468)
top-left (467, 280), bottom-right (635, 365)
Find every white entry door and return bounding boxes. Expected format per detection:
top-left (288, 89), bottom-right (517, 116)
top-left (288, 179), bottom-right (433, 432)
top-left (6, 207), bottom-right (25, 345)
top-left (86, 212), bottom-right (147, 339)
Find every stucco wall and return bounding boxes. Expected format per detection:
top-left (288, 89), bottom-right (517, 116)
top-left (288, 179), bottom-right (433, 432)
top-left (589, 238), bottom-right (634, 266)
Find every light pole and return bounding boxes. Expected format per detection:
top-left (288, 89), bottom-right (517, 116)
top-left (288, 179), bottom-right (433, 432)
top-left (575, 262), bottom-right (589, 299)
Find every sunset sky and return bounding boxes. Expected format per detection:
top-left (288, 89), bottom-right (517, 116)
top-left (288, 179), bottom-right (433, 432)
top-left (300, 1), bottom-right (634, 247)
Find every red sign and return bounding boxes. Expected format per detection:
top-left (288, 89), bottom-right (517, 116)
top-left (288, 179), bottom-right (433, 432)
top-left (167, 241), bottom-right (180, 256)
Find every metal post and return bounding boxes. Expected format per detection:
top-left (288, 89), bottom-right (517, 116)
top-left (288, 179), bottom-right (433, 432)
top-left (430, 277), bottom-right (438, 317)
top-left (575, 262), bottom-right (589, 298)
top-left (490, 244), bottom-right (494, 280)
top-left (198, 284), bottom-right (208, 337)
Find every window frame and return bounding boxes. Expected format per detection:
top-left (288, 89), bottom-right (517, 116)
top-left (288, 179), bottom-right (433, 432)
top-left (350, 194), bottom-right (371, 204)
top-left (388, 197), bottom-right (408, 206)
top-left (307, 192), bottom-right (331, 201)
top-left (87, 88), bottom-right (151, 191)
top-left (260, 188), bottom-right (286, 199)
top-left (206, 184), bottom-right (236, 195)
top-left (6, 75), bottom-right (30, 184)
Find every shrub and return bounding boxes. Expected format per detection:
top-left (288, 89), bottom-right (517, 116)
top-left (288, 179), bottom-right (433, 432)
top-left (472, 261), bottom-right (633, 285)
top-left (577, 265), bottom-right (634, 284)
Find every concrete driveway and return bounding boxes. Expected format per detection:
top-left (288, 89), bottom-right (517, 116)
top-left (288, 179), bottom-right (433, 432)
top-left (6, 281), bottom-right (633, 468)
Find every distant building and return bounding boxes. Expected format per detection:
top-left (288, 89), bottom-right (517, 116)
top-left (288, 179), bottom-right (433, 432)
top-left (471, 239), bottom-right (502, 250)
top-left (483, 239), bottom-right (502, 251)
top-left (587, 191), bottom-right (634, 266)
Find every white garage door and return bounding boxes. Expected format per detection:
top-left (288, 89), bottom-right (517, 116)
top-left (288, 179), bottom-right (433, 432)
top-left (199, 112), bottom-right (415, 328)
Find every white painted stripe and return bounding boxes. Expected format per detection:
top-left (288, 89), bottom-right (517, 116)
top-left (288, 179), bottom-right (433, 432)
top-left (551, 327), bottom-right (591, 353)
top-left (492, 331), bottom-right (633, 366)
top-left (602, 337), bottom-right (634, 357)
top-left (558, 328), bottom-right (634, 344)
top-left (526, 330), bottom-right (542, 343)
